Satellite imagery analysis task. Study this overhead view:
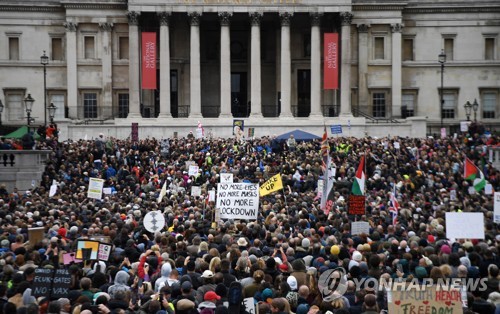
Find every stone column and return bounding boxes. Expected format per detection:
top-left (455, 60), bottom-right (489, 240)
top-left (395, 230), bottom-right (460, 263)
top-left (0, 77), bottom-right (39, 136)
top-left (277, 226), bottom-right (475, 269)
top-left (279, 12), bottom-right (293, 118)
top-left (158, 12), bottom-right (172, 119)
top-left (310, 13), bottom-right (322, 117)
top-left (249, 12), bottom-right (263, 118)
top-left (339, 12), bottom-right (353, 117)
top-left (127, 11), bottom-right (141, 118)
top-left (99, 23), bottom-right (113, 117)
top-left (219, 12), bottom-right (232, 118)
top-left (64, 22), bottom-right (78, 119)
top-left (357, 24), bottom-right (369, 114)
top-left (189, 12), bottom-right (202, 118)
top-left (391, 23), bottom-right (403, 118)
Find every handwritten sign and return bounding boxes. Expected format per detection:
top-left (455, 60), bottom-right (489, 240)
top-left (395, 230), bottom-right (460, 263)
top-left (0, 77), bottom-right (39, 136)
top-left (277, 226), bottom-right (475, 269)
top-left (494, 192), bottom-right (500, 223)
top-left (388, 285), bottom-right (462, 314)
top-left (351, 221), bottom-right (370, 235)
top-left (33, 268), bottom-right (72, 299)
top-left (87, 178), bottom-right (104, 200)
top-left (217, 183), bottom-right (259, 220)
top-left (445, 212), bottom-right (485, 239)
top-left (348, 195), bottom-right (366, 215)
top-left (191, 186), bottom-right (202, 197)
top-left (188, 165), bottom-right (199, 176)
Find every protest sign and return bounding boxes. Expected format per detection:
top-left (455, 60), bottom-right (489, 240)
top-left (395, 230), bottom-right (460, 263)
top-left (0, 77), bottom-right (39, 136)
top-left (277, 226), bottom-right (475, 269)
top-left (259, 174), bottom-right (283, 197)
top-left (87, 178), bottom-right (104, 200)
top-left (494, 192), bottom-right (500, 223)
top-left (243, 297), bottom-right (256, 314)
top-left (208, 190), bottom-right (216, 202)
top-left (348, 195), bottom-right (366, 215)
top-left (351, 221), bottom-right (370, 235)
top-left (90, 236), bottom-right (111, 244)
top-left (188, 165), bottom-right (199, 176)
top-left (76, 240), bottom-right (100, 260)
top-left (33, 268), bottom-right (72, 299)
top-left (388, 285), bottom-right (462, 314)
top-left (144, 211), bottom-right (166, 233)
top-left (63, 252), bottom-right (82, 265)
top-left (103, 187), bottom-right (112, 195)
top-left (98, 243), bottom-right (112, 261)
top-left (28, 227), bottom-right (45, 247)
top-left (485, 184), bottom-right (493, 195)
top-left (49, 184), bottom-right (57, 197)
top-left (191, 186), bottom-right (202, 197)
top-left (445, 212), bottom-right (485, 239)
top-left (220, 173), bottom-right (233, 183)
top-left (217, 183), bottom-right (259, 220)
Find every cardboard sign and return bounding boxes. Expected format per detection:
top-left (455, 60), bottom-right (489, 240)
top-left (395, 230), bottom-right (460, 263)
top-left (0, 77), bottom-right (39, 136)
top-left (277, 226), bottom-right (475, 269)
top-left (188, 165), bottom-right (199, 176)
top-left (351, 221), bottom-right (370, 235)
top-left (33, 268), bottom-right (72, 299)
top-left (494, 192), bottom-right (500, 223)
top-left (348, 195), bottom-right (366, 215)
top-left (445, 212), bottom-right (485, 239)
top-left (388, 285), bottom-right (462, 314)
top-left (76, 240), bottom-right (100, 260)
top-left (217, 183), bottom-right (259, 220)
top-left (87, 178), bottom-right (105, 200)
top-left (28, 227), bottom-right (45, 247)
top-left (220, 173), bottom-right (233, 183)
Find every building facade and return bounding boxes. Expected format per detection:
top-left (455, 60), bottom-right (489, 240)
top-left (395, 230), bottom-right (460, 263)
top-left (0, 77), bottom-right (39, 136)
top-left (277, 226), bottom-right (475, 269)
top-left (0, 0), bottom-right (498, 139)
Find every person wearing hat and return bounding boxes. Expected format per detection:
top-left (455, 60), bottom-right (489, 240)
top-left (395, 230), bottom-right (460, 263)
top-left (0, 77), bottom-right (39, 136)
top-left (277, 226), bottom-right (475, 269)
top-left (173, 281), bottom-right (197, 309)
top-left (196, 270), bottom-right (216, 304)
top-left (198, 291), bottom-right (220, 314)
top-left (58, 297), bottom-right (71, 314)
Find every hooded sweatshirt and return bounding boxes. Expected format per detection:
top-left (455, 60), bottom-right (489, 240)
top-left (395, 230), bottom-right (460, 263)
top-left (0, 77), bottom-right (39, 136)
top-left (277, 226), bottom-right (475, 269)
top-left (108, 270), bottom-right (130, 299)
top-left (154, 262), bottom-right (172, 292)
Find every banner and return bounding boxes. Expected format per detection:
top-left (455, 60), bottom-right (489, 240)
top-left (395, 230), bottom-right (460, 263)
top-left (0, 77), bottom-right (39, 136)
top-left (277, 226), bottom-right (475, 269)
top-left (131, 123), bottom-right (139, 141)
top-left (259, 174), bottom-right (283, 197)
top-left (87, 178), bottom-right (104, 200)
top-left (494, 192), bottom-right (500, 223)
top-left (324, 33), bottom-right (339, 90)
top-left (217, 183), bottom-right (259, 220)
top-left (388, 286), bottom-right (462, 314)
top-left (348, 195), bottom-right (366, 215)
top-left (445, 212), bottom-right (485, 239)
top-left (142, 32), bottom-right (157, 89)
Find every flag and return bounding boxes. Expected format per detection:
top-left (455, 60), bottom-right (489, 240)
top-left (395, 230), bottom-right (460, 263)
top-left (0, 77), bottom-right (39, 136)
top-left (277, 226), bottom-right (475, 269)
top-left (259, 174), bottom-right (283, 197)
top-left (464, 157), bottom-right (486, 192)
top-left (321, 125), bottom-right (329, 173)
top-left (352, 156), bottom-right (365, 196)
top-left (389, 191), bottom-right (399, 226)
top-left (157, 181), bottom-right (167, 203)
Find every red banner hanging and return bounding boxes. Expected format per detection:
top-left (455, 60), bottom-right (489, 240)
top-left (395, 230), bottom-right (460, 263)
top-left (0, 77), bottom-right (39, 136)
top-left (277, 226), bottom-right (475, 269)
top-left (141, 32), bottom-right (157, 90)
top-left (324, 33), bottom-right (339, 90)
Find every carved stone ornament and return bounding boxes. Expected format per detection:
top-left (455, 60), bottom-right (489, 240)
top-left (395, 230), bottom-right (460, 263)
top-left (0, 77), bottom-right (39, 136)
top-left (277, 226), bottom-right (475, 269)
top-left (158, 12), bottom-right (171, 26)
top-left (340, 12), bottom-right (353, 26)
top-left (63, 22), bottom-right (77, 32)
top-left (249, 12), bottom-right (262, 26)
top-left (219, 12), bottom-right (232, 26)
top-left (280, 12), bottom-right (293, 26)
top-left (188, 12), bottom-right (201, 26)
top-left (127, 11), bottom-right (140, 25)
top-left (391, 23), bottom-right (404, 33)
top-left (310, 13), bottom-right (322, 27)
top-left (99, 22), bottom-right (113, 32)
top-left (357, 24), bottom-right (370, 33)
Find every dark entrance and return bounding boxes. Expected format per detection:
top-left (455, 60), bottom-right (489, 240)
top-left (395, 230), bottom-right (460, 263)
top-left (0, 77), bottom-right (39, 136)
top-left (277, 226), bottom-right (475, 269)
top-left (297, 69), bottom-right (311, 117)
top-left (170, 70), bottom-right (179, 117)
top-left (231, 72), bottom-right (248, 117)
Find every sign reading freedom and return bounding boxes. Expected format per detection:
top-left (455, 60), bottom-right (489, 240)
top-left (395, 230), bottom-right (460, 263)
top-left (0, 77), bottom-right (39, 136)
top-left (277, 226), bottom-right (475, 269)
top-left (217, 183), bottom-right (259, 220)
top-left (348, 195), bottom-right (366, 215)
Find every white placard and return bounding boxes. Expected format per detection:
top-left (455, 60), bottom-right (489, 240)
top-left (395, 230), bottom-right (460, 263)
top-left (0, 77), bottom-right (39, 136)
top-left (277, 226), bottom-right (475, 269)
top-left (49, 185), bottom-right (57, 197)
top-left (445, 212), bottom-right (485, 239)
top-left (103, 187), bottom-right (112, 195)
top-left (468, 187), bottom-right (476, 195)
top-left (494, 192), bottom-right (500, 223)
top-left (143, 211), bottom-right (166, 233)
top-left (196, 128), bottom-right (203, 139)
top-left (98, 243), bottom-right (112, 261)
top-left (217, 183), bottom-right (259, 220)
top-left (191, 186), bottom-right (202, 197)
top-left (220, 173), bottom-right (233, 183)
top-left (351, 221), bottom-right (370, 235)
top-left (450, 190), bottom-right (457, 201)
top-left (87, 178), bottom-right (105, 200)
top-left (394, 142), bottom-right (400, 150)
top-left (188, 165), bottom-right (199, 176)
top-left (460, 121), bottom-right (470, 132)
top-left (441, 128), bottom-right (446, 139)
top-left (243, 298), bottom-right (256, 314)
top-left (485, 184), bottom-right (493, 195)
top-left (208, 190), bottom-right (216, 202)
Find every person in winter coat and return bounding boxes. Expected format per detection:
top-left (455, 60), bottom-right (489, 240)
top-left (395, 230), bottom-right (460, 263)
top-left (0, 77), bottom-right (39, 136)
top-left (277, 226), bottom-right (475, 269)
top-left (107, 270), bottom-right (130, 299)
top-left (155, 261), bottom-right (173, 292)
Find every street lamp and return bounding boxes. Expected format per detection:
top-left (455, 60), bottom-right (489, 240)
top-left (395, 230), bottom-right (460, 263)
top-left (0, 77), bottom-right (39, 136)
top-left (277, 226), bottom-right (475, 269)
top-left (40, 51), bottom-right (49, 127)
top-left (472, 99), bottom-right (479, 123)
top-left (0, 100), bottom-right (3, 127)
top-left (48, 102), bottom-right (57, 124)
top-left (438, 49), bottom-right (446, 129)
top-left (24, 93), bottom-right (35, 126)
top-left (464, 101), bottom-right (472, 121)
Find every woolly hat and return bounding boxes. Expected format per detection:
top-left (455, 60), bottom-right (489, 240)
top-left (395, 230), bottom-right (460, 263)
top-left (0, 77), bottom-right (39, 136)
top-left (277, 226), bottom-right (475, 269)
top-left (302, 238), bottom-right (310, 248)
top-left (352, 250), bottom-right (362, 262)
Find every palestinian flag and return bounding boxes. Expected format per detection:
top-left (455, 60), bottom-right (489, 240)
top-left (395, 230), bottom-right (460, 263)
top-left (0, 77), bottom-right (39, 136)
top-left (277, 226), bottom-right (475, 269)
top-left (464, 157), bottom-right (486, 192)
top-left (352, 156), bottom-right (365, 196)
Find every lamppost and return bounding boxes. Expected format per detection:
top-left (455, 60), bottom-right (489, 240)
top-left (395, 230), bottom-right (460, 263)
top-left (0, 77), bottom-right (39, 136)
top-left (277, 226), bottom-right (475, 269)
top-left (40, 51), bottom-right (49, 127)
top-left (438, 49), bottom-right (446, 129)
top-left (464, 101), bottom-right (472, 121)
top-left (472, 99), bottom-right (479, 123)
top-left (0, 100), bottom-right (3, 127)
top-left (48, 102), bottom-right (57, 124)
top-left (24, 93), bottom-right (35, 126)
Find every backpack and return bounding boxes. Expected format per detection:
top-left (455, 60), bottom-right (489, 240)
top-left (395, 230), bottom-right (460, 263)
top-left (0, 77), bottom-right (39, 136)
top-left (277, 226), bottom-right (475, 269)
top-left (228, 281), bottom-right (243, 314)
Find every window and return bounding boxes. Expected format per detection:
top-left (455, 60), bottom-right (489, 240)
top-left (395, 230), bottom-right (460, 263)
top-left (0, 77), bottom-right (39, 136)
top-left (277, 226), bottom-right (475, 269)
top-left (51, 38), bottom-right (63, 61)
top-left (402, 93), bottom-right (415, 118)
top-left (482, 92), bottom-right (497, 119)
top-left (50, 94), bottom-right (66, 120)
top-left (303, 33), bottom-right (311, 58)
top-left (372, 92), bottom-right (386, 118)
top-left (6, 92), bottom-right (24, 121)
top-left (442, 91), bottom-right (456, 119)
top-left (403, 38), bottom-right (414, 61)
top-left (118, 93), bottom-right (129, 118)
top-left (119, 37), bottom-right (129, 59)
top-left (485, 38), bottom-right (495, 60)
top-left (9, 37), bottom-right (19, 60)
top-left (84, 36), bottom-right (95, 59)
top-left (374, 37), bottom-right (385, 60)
top-left (444, 38), bottom-right (454, 61)
top-left (83, 93), bottom-right (98, 118)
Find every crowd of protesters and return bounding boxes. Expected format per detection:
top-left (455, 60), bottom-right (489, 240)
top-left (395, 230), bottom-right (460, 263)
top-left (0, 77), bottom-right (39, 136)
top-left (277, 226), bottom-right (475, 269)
top-left (0, 128), bottom-right (499, 314)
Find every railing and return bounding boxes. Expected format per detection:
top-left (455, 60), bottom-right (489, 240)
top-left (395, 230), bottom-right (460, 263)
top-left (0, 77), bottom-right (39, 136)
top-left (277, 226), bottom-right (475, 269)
top-left (70, 106), bottom-right (116, 122)
top-left (1, 152), bottom-right (15, 166)
top-left (352, 108), bottom-right (401, 124)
